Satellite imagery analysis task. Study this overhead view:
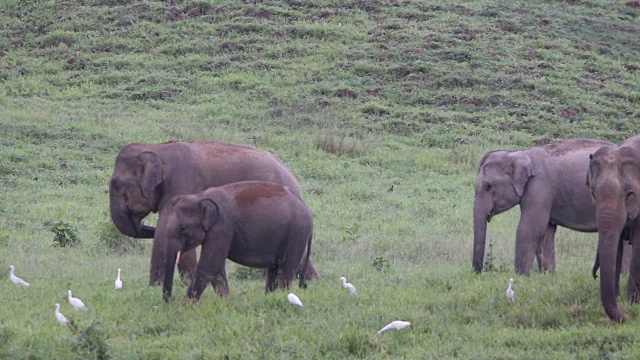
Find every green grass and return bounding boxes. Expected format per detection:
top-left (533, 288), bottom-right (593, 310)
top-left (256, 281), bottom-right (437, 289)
top-left (0, 0), bottom-right (639, 358)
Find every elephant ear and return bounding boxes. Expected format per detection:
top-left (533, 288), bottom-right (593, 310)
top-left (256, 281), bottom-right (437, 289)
top-left (508, 151), bottom-right (534, 197)
top-left (136, 151), bottom-right (163, 212)
top-left (200, 199), bottom-right (220, 232)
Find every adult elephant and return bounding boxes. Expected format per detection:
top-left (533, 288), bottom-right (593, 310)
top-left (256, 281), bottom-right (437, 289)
top-left (109, 141), bottom-right (320, 285)
top-left (587, 140), bottom-right (640, 322)
top-left (472, 137), bottom-right (630, 275)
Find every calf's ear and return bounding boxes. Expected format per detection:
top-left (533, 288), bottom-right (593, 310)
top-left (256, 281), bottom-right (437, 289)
top-left (200, 199), bottom-right (220, 231)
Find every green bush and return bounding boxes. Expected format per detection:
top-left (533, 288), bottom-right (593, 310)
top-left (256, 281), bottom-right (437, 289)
top-left (97, 211), bottom-right (144, 254)
top-left (51, 221), bottom-right (80, 248)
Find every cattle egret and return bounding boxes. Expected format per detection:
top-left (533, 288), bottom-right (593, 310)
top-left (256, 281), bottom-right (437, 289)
top-left (377, 320), bottom-right (411, 334)
top-left (68, 290), bottom-right (87, 311)
top-left (506, 278), bottom-right (515, 303)
top-left (54, 303), bottom-right (68, 325)
top-left (288, 293), bottom-right (303, 307)
top-left (339, 276), bottom-right (357, 295)
top-left (115, 268), bottom-right (122, 290)
top-left (9, 265), bottom-right (30, 287)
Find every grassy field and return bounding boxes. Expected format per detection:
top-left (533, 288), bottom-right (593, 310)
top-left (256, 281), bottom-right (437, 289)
top-left (0, 0), bottom-right (639, 358)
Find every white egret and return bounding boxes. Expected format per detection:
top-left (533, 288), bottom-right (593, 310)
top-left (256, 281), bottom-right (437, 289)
top-left (377, 320), bottom-right (411, 334)
top-left (54, 303), bottom-right (68, 325)
top-left (68, 290), bottom-right (87, 311)
top-left (506, 278), bottom-right (515, 303)
top-left (287, 293), bottom-right (303, 307)
top-left (339, 276), bottom-right (357, 295)
top-left (9, 265), bottom-right (30, 287)
top-left (115, 268), bottom-right (122, 290)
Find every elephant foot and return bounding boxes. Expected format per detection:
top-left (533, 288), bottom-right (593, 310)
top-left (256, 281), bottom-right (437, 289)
top-left (606, 309), bottom-right (629, 323)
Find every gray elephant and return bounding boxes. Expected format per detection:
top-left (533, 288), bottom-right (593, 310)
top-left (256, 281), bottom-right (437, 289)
top-left (472, 137), bottom-right (633, 275)
top-left (160, 181), bottom-right (313, 302)
top-left (587, 138), bottom-right (640, 322)
top-left (109, 141), bottom-right (319, 285)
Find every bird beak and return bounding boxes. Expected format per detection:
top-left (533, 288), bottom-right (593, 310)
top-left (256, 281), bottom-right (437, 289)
top-left (176, 251), bottom-right (181, 265)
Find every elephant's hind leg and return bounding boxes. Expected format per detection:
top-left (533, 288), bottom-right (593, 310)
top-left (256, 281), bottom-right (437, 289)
top-left (265, 268), bottom-right (277, 293)
top-left (536, 225), bottom-right (556, 273)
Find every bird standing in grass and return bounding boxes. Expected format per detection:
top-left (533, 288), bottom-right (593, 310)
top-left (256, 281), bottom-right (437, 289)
top-left (288, 293), bottom-right (303, 307)
top-left (506, 278), bottom-right (515, 303)
top-left (115, 268), bottom-right (122, 290)
top-left (68, 290), bottom-right (87, 311)
top-left (54, 303), bottom-right (68, 325)
top-left (339, 276), bottom-right (357, 295)
top-left (377, 320), bottom-right (411, 334)
top-left (9, 265), bottom-right (30, 287)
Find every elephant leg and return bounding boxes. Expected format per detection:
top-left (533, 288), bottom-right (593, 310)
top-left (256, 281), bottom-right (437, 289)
top-left (211, 267), bottom-right (229, 297)
top-left (616, 234), bottom-right (624, 297)
top-left (177, 249), bottom-right (198, 285)
top-left (515, 207), bottom-right (550, 275)
top-left (277, 267), bottom-right (294, 290)
top-left (627, 229), bottom-right (640, 303)
top-left (265, 268), bottom-right (277, 293)
top-left (536, 224), bottom-right (556, 273)
top-left (621, 240), bottom-right (632, 275)
top-left (149, 216), bottom-right (166, 286)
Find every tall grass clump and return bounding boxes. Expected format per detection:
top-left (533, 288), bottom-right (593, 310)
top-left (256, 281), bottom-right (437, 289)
top-left (314, 131), bottom-right (370, 157)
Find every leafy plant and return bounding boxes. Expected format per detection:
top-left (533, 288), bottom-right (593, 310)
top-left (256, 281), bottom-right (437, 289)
top-left (72, 322), bottom-right (110, 360)
top-left (341, 222), bottom-right (362, 244)
top-left (50, 221), bottom-right (80, 248)
top-left (371, 256), bottom-right (390, 272)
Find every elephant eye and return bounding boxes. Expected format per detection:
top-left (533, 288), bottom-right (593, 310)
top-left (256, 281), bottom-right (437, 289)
top-left (485, 183), bottom-right (492, 191)
top-left (179, 226), bottom-right (186, 235)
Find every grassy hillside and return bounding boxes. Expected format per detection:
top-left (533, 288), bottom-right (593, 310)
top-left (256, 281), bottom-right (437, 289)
top-left (0, 0), bottom-right (639, 358)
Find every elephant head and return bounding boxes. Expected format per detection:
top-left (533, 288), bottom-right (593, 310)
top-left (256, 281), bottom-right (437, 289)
top-left (162, 195), bottom-right (218, 301)
top-left (473, 150), bottom-right (534, 273)
top-left (109, 146), bottom-right (163, 239)
top-left (587, 145), bottom-right (640, 322)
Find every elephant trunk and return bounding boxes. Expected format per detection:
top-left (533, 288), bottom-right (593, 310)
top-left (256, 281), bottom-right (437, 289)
top-left (472, 198), bottom-right (491, 273)
top-left (109, 189), bottom-right (155, 239)
top-left (162, 241), bottom-right (180, 302)
top-left (596, 206), bottom-right (628, 322)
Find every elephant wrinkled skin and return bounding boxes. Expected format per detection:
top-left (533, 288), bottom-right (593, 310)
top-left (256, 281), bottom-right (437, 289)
top-left (109, 141), bottom-right (320, 285)
top-left (472, 138), bottom-right (633, 275)
top-left (587, 140), bottom-right (640, 322)
top-left (160, 181), bottom-right (313, 302)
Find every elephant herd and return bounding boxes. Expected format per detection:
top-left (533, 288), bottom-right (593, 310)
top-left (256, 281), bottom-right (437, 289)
top-left (109, 134), bottom-right (640, 323)
top-left (473, 133), bottom-right (640, 322)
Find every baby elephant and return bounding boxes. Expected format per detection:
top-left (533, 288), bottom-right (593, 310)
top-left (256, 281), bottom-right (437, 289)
top-left (160, 181), bottom-right (313, 302)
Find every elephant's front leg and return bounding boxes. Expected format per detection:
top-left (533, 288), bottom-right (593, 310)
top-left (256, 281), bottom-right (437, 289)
top-left (515, 207), bottom-right (551, 275)
top-left (627, 227), bottom-right (640, 303)
top-left (536, 224), bottom-right (557, 273)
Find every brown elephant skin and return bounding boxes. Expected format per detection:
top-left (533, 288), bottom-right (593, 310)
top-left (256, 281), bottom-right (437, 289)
top-left (160, 181), bottom-right (313, 302)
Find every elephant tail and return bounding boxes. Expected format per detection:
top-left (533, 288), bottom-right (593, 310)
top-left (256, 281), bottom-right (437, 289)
top-left (298, 232), bottom-right (313, 289)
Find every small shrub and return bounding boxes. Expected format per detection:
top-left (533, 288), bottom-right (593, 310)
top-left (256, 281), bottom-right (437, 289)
top-left (51, 222), bottom-right (80, 248)
top-left (231, 266), bottom-right (264, 281)
top-left (371, 256), bottom-right (390, 272)
top-left (97, 211), bottom-right (144, 254)
top-left (72, 322), bottom-right (110, 360)
top-left (342, 223), bottom-right (362, 244)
